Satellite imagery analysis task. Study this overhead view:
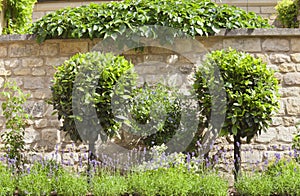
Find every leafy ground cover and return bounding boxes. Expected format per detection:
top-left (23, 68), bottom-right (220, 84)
top-left (30, 0), bottom-right (271, 43)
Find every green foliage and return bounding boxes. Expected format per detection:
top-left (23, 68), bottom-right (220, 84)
top-left (275, 0), bottom-right (299, 28)
top-left (3, 0), bottom-right (37, 34)
top-left (128, 167), bottom-right (228, 196)
top-left (50, 52), bottom-right (136, 141)
top-left (0, 81), bottom-right (30, 171)
top-left (235, 173), bottom-right (273, 196)
top-left (30, 0), bottom-right (271, 43)
top-left (193, 48), bottom-right (280, 142)
top-left (0, 162), bottom-right (16, 195)
top-left (128, 83), bottom-right (181, 146)
top-left (236, 160), bottom-right (300, 195)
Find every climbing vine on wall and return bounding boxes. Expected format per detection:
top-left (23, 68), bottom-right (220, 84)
top-left (2, 0), bottom-right (37, 34)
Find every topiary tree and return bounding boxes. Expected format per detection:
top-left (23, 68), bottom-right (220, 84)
top-left (193, 49), bottom-right (280, 180)
top-left (50, 52), bottom-right (136, 144)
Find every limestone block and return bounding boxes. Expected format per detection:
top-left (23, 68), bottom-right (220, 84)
top-left (271, 117), bottom-right (283, 126)
top-left (0, 68), bottom-right (11, 76)
top-left (22, 58), bottom-right (43, 68)
top-left (174, 39), bottom-right (193, 53)
top-left (261, 6), bottom-right (276, 14)
top-left (277, 126), bottom-right (297, 143)
top-left (291, 53), bottom-right (300, 63)
top-left (223, 38), bottom-right (261, 52)
top-left (280, 87), bottom-right (300, 97)
top-left (296, 64), bottom-right (300, 72)
top-left (282, 117), bottom-right (296, 126)
top-left (255, 53), bottom-right (268, 64)
top-left (0, 77), bottom-right (4, 88)
top-left (60, 41), bottom-right (88, 55)
top-left (278, 100), bottom-right (286, 115)
top-left (278, 63), bottom-right (296, 72)
top-left (34, 119), bottom-right (48, 128)
top-left (283, 73), bottom-right (300, 85)
top-left (40, 43), bottom-right (59, 56)
top-left (42, 128), bottom-right (58, 144)
top-left (24, 101), bottom-right (45, 118)
top-left (262, 39), bottom-right (289, 52)
top-left (286, 98), bottom-right (300, 115)
top-left (9, 44), bottom-right (40, 57)
top-left (269, 54), bottom-right (291, 63)
top-left (144, 55), bottom-right (165, 62)
top-left (9, 44), bottom-right (27, 57)
top-left (0, 45), bottom-right (7, 57)
top-left (24, 126), bottom-right (40, 144)
top-left (45, 57), bottom-right (68, 66)
top-left (291, 38), bottom-right (300, 52)
top-left (13, 68), bottom-right (31, 76)
top-left (166, 54), bottom-right (179, 64)
top-left (32, 68), bottom-right (46, 76)
top-left (241, 150), bottom-right (263, 164)
top-left (24, 77), bottom-right (44, 89)
top-left (255, 127), bottom-right (277, 144)
top-left (4, 59), bottom-right (20, 68)
top-left (33, 89), bottom-right (51, 99)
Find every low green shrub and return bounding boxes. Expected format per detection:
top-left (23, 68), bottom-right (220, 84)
top-left (235, 160), bottom-right (300, 195)
top-left (128, 167), bottom-right (228, 196)
top-left (50, 52), bottom-right (136, 141)
top-left (30, 0), bottom-right (271, 43)
top-left (235, 173), bottom-right (273, 196)
top-left (275, 0), bottom-right (299, 28)
top-left (0, 162), bottom-right (15, 196)
top-left (128, 83), bottom-right (181, 147)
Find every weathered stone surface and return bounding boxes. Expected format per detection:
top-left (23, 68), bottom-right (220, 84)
top-left (45, 57), bottom-right (68, 66)
top-left (25, 101), bottom-right (45, 117)
top-left (0, 77), bottom-right (4, 88)
top-left (283, 73), bottom-right (300, 85)
top-left (0, 45), bottom-right (7, 57)
top-left (283, 117), bottom-right (296, 126)
top-left (291, 38), bottom-right (300, 51)
top-left (271, 117), bottom-right (283, 126)
top-left (144, 55), bottom-right (165, 62)
top-left (24, 126), bottom-right (40, 144)
top-left (40, 43), bottom-right (59, 56)
top-left (286, 98), bottom-right (300, 115)
top-left (296, 64), bottom-right (300, 72)
top-left (269, 54), bottom-right (291, 63)
top-left (241, 150), bottom-right (263, 163)
top-left (255, 53), bottom-right (268, 63)
top-left (166, 54), bottom-right (179, 64)
top-left (277, 126), bottom-right (297, 143)
top-left (9, 44), bottom-right (27, 57)
top-left (32, 68), bottom-right (46, 76)
top-left (0, 68), bottom-right (11, 76)
top-left (223, 38), bottom-right (261, 52)
top-left (280, 87), bottom-right (300, 97)
top-left (278, 63), bottom-right (296, 72)
top-left (22, 58), bottom-right (43, 68)
top-left (60, 41), bottom-right (88, 55)
top-left (261, 6), bottom-right (276, 14)
top-left (262, 39), bottom-right (289, 52)
top-left (41, 128), bottom-right (58, 143)
top-left (5, 59), bottom-right (20, 68)
top-left (291, 53), bottom-right (300, 63)
top-left (34, 119), bottom-right (48, 128)
top-left (255, 127), bottom-right (277, 144)
top-left (24, 77), bottom-right (44, 89)
top-left (13, 68), bottom-right (32, 76)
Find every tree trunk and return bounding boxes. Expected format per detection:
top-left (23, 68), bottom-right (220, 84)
top-left (233, 133), bottom-right (241, 181)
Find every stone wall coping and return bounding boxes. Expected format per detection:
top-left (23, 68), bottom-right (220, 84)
top-left (1, 29), bottom-right (300, 43)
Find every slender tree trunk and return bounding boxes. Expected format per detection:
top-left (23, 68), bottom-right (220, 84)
top-left (233, 133), bottom-right (241, 181)
top-left (87, 142), bottom-right (96, 184)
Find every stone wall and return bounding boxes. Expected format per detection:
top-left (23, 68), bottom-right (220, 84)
top-left (0, 29), bottom-right (299, 165)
